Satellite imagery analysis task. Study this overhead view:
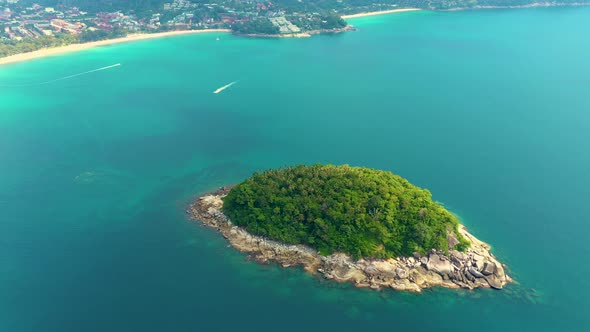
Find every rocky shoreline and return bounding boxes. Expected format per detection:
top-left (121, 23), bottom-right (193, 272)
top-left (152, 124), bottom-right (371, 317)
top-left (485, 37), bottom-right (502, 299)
top-left (187, 187), bottom-right (512, 292)
top-left (236, 26), bottom-right (356, 39)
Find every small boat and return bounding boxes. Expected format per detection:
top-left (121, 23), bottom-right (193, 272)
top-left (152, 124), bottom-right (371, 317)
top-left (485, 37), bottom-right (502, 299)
top-left (216, 37), bottom-right (220, 41)
top-left (213, 81), bottom-right (237, 94)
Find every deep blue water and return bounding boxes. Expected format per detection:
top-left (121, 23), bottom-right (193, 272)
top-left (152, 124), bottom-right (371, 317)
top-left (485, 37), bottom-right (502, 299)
top-left (1, 7), bottom-right (589, 331)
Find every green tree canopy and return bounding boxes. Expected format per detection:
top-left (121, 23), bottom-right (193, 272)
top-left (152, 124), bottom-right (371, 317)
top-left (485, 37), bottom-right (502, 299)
top-left (223, 164), bottom-right (469, 259)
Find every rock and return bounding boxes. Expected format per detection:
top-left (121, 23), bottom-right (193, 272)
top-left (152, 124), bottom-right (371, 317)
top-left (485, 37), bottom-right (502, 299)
top-left (472, 254), bottom-right (485, 270)
top-left (469, 267), bottom-right (485, 278)
top-left (395, 267), bottom-right (408, 279)
top-left (447, 232), bottom-right (460, 249)
top-left (484, 275), bottom-right (503, 289)
top-left (420, 257), bottom-right (428, 266)
top-left (494, 262), bottom-right (506, 279)
top-left (450, 250), bottom-right (467, 262)
top-left (450, 271), bottom-right (464, 282)
top-left (464, 270), bottom-right (476, 282)
top-left (425, 270), bottom-right (444, 283)
top-left (364, 265), bottom-right (380, 276)
top-left (482, 262), bottom-right (496, 276)
top-left (474, 278), bottom-right (490, 288)
top-left (391, 279), bottom-right (422, 293)
top-left (427, 254), bottom-right (453, 276)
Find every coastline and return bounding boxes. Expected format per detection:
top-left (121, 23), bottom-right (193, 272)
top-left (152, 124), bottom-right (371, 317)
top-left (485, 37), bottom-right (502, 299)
top-left (0, 29), bottom-right (230, 66)
top-left (0, 7), bottom-right (420, 65)
top-left (188, 187), bottom-right (513, 293)
top-left (443, 2), bottom-right (590, 11)
top-left (238, 25), bottom-right (355, 39)
top-left (341, 8), bottom-right (422, 19)
top-left (3, 4), bottom-right (585, 66)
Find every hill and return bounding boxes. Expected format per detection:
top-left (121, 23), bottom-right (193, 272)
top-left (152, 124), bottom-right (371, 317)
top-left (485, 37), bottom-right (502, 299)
top-left (222, 164), bottom-right (470, 259)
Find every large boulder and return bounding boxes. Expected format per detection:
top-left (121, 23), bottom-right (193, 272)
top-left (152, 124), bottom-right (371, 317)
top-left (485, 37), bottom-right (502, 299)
top-left (427, 254), bottom-right (453, 276)
top-left (409, 267), bottom-right (428, 286)
top-left (469, 267), bottom-right (485, 278)
top-left (484, 275), bottom-right (503, 289)
top-left (447, 232), bottom-right (460, 249)
top-left (482, 262), bottom-right (496, 276)
top-left (420, 257), bottom-right (428, 266)
top-left (464, 270), bottom-right (476, 282)
top-left (472, 254), bottom-right (485, 270)
top-left (450, 250), bottom-right (467, 262)
top-left (395, 267), bottom-right (409, 279)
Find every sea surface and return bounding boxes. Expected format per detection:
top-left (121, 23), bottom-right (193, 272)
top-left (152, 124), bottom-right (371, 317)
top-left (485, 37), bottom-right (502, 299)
top-left (1, 7), bottom-right (589, 332)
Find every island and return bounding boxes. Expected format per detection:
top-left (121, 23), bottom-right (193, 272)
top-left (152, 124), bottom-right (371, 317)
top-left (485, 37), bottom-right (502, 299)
top-left (188, 164), bottom-right (512, 292)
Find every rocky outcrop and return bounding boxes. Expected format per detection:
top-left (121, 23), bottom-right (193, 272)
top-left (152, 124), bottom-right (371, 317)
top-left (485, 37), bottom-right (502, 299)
top-left (236, 25), bottom-right (356, 39)
top-left (187, 188), bottom-right (513, 292)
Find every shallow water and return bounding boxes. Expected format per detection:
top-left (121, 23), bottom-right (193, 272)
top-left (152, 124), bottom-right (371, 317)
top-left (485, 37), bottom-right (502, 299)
top-left (1, 7), bottom-right (589, 331)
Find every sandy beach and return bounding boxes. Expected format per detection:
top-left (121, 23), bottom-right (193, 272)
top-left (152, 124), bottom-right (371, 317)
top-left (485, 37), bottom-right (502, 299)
top-left (342, 8), bottom-right (422, 19)
top-left (0, 9), bottom-right (422, 66)
top-left (0, 29), bottom-right (231, 66)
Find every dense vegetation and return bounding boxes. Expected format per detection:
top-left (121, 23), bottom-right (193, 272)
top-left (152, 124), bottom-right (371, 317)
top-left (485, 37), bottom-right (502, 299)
top-left (17, 0), bottom-right (590, 14)
top-left (289, 14), bottom-right (348, 32)
top-left (78, 29), bottom-right (126, 43)
top-left (0, 30), bottom-right (127, 57)
top-left (223, 165), bottom-right (470, 259)
top-left (232, 19), bottom-right (280, 35)
top-left (0, 33), bottom-right (78, 58)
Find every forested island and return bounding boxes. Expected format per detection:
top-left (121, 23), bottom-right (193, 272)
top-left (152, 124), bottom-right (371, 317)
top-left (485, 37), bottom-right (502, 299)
top-left (188, 165), bottom-right (512, 292)
top-left (2, 0), bottom-right (589, 58)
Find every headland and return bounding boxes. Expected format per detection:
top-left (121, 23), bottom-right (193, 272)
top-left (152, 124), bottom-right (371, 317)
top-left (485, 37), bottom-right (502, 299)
top-left (341, 8), bottom-right (422, 19)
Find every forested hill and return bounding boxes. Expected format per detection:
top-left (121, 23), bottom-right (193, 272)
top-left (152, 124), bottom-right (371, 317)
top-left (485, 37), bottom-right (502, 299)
top-left (16, 0), bottom-right (590, 13)
top-left (222, 165), bottom-right (470, 259)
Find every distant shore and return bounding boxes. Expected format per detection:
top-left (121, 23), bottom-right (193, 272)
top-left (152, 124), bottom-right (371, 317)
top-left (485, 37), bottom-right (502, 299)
top-left (3, 4), bottom-right (583, 66)
top-left (0, 29), bottom-right (230, 66)
top-left (341, 8), bottom-right (422, 19)
top-left (238, 25), bottom-right (355, 39)
top-left (443, 2), bottom-right (590, 11)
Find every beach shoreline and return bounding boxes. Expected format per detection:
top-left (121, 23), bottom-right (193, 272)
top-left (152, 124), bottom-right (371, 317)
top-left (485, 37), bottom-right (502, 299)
top-left (341, 8), bottom-right (422, 19)
top-left (0, 29), bottom-right (231, 66)
top-left (0, 8), bottom-right (421, 66)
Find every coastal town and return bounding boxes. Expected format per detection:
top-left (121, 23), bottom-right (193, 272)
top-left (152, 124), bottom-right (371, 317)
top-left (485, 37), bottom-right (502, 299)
top-left (0, 0), bottom-right (247, 41)
top-left (1, 0), bottom-right (391, 56)
top-left (1, 0), bottom-right (587, 58)
top-left (0, 0), bottom-right (399, 43)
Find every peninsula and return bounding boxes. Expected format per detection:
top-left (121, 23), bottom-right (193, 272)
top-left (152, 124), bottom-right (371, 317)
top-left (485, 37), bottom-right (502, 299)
top-left (188, 165), bottom-right (512, 292)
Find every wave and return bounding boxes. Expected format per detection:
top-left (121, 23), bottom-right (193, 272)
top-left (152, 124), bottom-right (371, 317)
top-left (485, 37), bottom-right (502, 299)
top-left (0, 63), bottom-right (121, 87)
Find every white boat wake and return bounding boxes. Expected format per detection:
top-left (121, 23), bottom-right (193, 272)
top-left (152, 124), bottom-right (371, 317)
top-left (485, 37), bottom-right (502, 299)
top-left (213, 81), bottom-right (238, 94)
top-left (1, 63), bottom-right (122, 87)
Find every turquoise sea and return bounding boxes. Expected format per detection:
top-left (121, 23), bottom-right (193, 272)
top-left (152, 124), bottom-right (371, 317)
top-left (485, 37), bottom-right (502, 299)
top-left (1, 7), bottom-right (589, 331)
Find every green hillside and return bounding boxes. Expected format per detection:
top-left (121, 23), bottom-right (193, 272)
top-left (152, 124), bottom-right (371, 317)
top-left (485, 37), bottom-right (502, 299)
top-left (223, 164), bottom-right (469, 259)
